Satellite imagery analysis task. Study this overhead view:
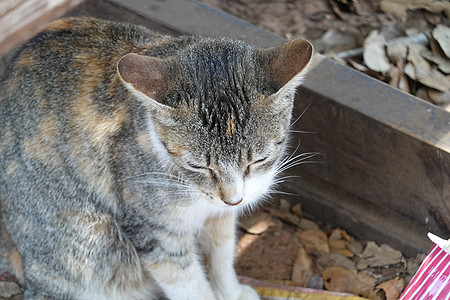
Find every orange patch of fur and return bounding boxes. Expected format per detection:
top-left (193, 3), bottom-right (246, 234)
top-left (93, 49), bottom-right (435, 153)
top-left (136, 131), bottom-right (152, 153)
top-left (70, 97), bottom-right (127, 147)
top-left (17, 55), bottom-right (33, 67)
top-left (9, 248), bottom-right (24, 283)
top-left (23, 116), bottom-right (60, 167)
top-left (144, 261), bottom-right (180, 285)
top-left (226, 116), bottom-right (236, 136)
top-left (43, 19), bottom-right (73, 32)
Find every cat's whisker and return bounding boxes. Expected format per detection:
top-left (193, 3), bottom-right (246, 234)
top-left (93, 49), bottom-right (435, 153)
top-left (276, 158), bottom-right (322, 175)
top-left (288, 129), bottom-right (317, 134)
top-left (275, 151), bottom-right (320, 175)
top-left (271, 175), bottom-right (301, 185)
top-left (290, 104), bottom-right (310, 126)
top-left (278, 142), bottom-right (302, 167)
top-left (266, 188), bottom-right (298, 197)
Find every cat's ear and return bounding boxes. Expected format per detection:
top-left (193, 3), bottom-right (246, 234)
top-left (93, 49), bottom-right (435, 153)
top-left (117, 53), bottom-right (179, 125)
top-left (257, 37), bottom-right (313, 95)
top-left (117, 53), bottom-right (175, 103)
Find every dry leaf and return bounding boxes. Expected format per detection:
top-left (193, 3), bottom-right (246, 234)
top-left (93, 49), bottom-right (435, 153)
top-left (354, 0), bottom-right (378, 16)
top-left (296, 230), bottom-right (329, 257)
top-left (357, 272), bottom-right (378, 298)
top-left (404, 62), bottom-right (416, 80)
top-left (379, 1), bottom-right (409, 19)
top-left (322, 266), bottom-right (361, 295)
top-left (0, 281), bottom-right (22, 298)
top-left (240, 211), bottom-right (282, 235)
top-left (314, 28), bottom-right (359, 53)
top-left (347, 240), bottom-right (363, 256)
top-left (265, 199), bottom-right (302, 227)
top-left (415, 87), bottom-right (431, 102)
top-left (298, 218), bottom-right (320, 231)
top-left (421, 49), bottom-right (450, 74)
top-left (387, 42), bottom-right (408, 62)
top-left (306, 273), bottom-right (324, 290)
top-left (363, 30), bottom-right (391, 73)
top-left (380, 0), bottom-right (450, 19)
top-left (328, 239), bottom-right (346, 249)
top-left (398, 72), bottom-right (410, 93)
top-left (433, 25), bottom-right (450, 58)
top-left (316, 253), bottom-right (356, 272)
top-left (389, 65), bottom-right (401, 87)
top-left (376, 277), bottom-right (404, 300)
top-left (362, 242), bottom-right (404, 267)
top-left (388, 62), bottom-right (411, 93)
top-left (418, 68), bottom-right (450, 92)
top-left (428, 89), bottom-right (450, 105)
top-left (406, 43), bottom-right (450, 91)
top-left (291, 247), bottom-right (314, 286)
top-left (329, 239), bottom-right (354, 257)
top-left (424, 11), bottom-right (441, 25)
top-left (290, 203), bottom-right (302, 218)
top-left (405, 253), bottom-right (426, 283)
top-left (442, 103), bottom-right (450, 112)
top-left (356, 257), bottom-right (369, 270)
top-left (348, 59), bottom-right (369, 72)
top-left (408, 43), bottom-right (431, 71)
top-left (328, 228), bottom-right (351, 241)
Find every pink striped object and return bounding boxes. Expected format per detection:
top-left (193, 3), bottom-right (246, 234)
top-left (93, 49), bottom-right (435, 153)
top-left (400, 234), bottom-right (450, 300)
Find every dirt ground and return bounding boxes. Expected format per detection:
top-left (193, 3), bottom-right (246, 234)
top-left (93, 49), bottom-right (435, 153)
top-left (234, 199), bottom-right (424, 299)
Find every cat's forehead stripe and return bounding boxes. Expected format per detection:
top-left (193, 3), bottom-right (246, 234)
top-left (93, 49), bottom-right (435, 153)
top-left (226, 116), bottom-right (236, 136)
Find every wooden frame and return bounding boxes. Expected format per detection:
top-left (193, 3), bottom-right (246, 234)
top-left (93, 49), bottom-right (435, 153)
top-left (2, 0), bottom-right (449, 256)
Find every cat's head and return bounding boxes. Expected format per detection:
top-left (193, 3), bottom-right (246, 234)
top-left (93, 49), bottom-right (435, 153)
top-left (118, 37), bottom-right (313, 210)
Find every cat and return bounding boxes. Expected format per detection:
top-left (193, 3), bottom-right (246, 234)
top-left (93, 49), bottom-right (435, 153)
top-left (0, 17), bottom-right (312, 300)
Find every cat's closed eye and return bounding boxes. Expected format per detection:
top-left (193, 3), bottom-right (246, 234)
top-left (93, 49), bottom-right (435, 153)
top-left (186, 162), bottom-right (207, 170)
top-left (244, 156), bottom-right (269, 177)
top-left (186, 162), bottom-right (218, 181)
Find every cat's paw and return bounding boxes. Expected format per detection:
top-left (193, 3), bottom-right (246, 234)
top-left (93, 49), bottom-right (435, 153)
top-left (236, 284), bottom-right (260, 300)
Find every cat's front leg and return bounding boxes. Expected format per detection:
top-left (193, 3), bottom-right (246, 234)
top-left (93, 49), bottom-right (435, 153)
top-left (200, 212), bottom-right (260, 300)
top-left (141, 236), bottom-right (217, 300)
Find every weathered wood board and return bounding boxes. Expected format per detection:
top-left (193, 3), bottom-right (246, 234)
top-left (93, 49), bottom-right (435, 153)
top-left (0, 0), bottom-right (85, 56)
top-left (2, 0), bottom-right (449, 257)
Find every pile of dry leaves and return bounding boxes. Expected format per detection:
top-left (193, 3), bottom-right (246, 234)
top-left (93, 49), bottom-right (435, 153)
top-left (235, 199), bottom-right (425, 300)
top-left (201, 0), bottom-right (450, 111)
top-left (329, 0), bottom-right (450, 111)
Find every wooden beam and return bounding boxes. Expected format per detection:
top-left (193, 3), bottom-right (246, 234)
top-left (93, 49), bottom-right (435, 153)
top-left (0, 0), bottom-right (85, 56)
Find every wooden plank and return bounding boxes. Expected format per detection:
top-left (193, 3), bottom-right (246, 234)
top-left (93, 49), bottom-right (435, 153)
top-left (0, 0), bottom-right (85, 56)
top-left (106, 0), bottom-right (284, 47)
top-left (67, 0), bottom-right (180, 36)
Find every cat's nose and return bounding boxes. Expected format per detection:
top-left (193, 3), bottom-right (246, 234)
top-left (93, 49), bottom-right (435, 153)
top-left (222, 197), bottom-right (243, 206)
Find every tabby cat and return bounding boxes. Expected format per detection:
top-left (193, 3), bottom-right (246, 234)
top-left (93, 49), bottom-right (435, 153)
top-left (0, 17), bottom-right (312, 299)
